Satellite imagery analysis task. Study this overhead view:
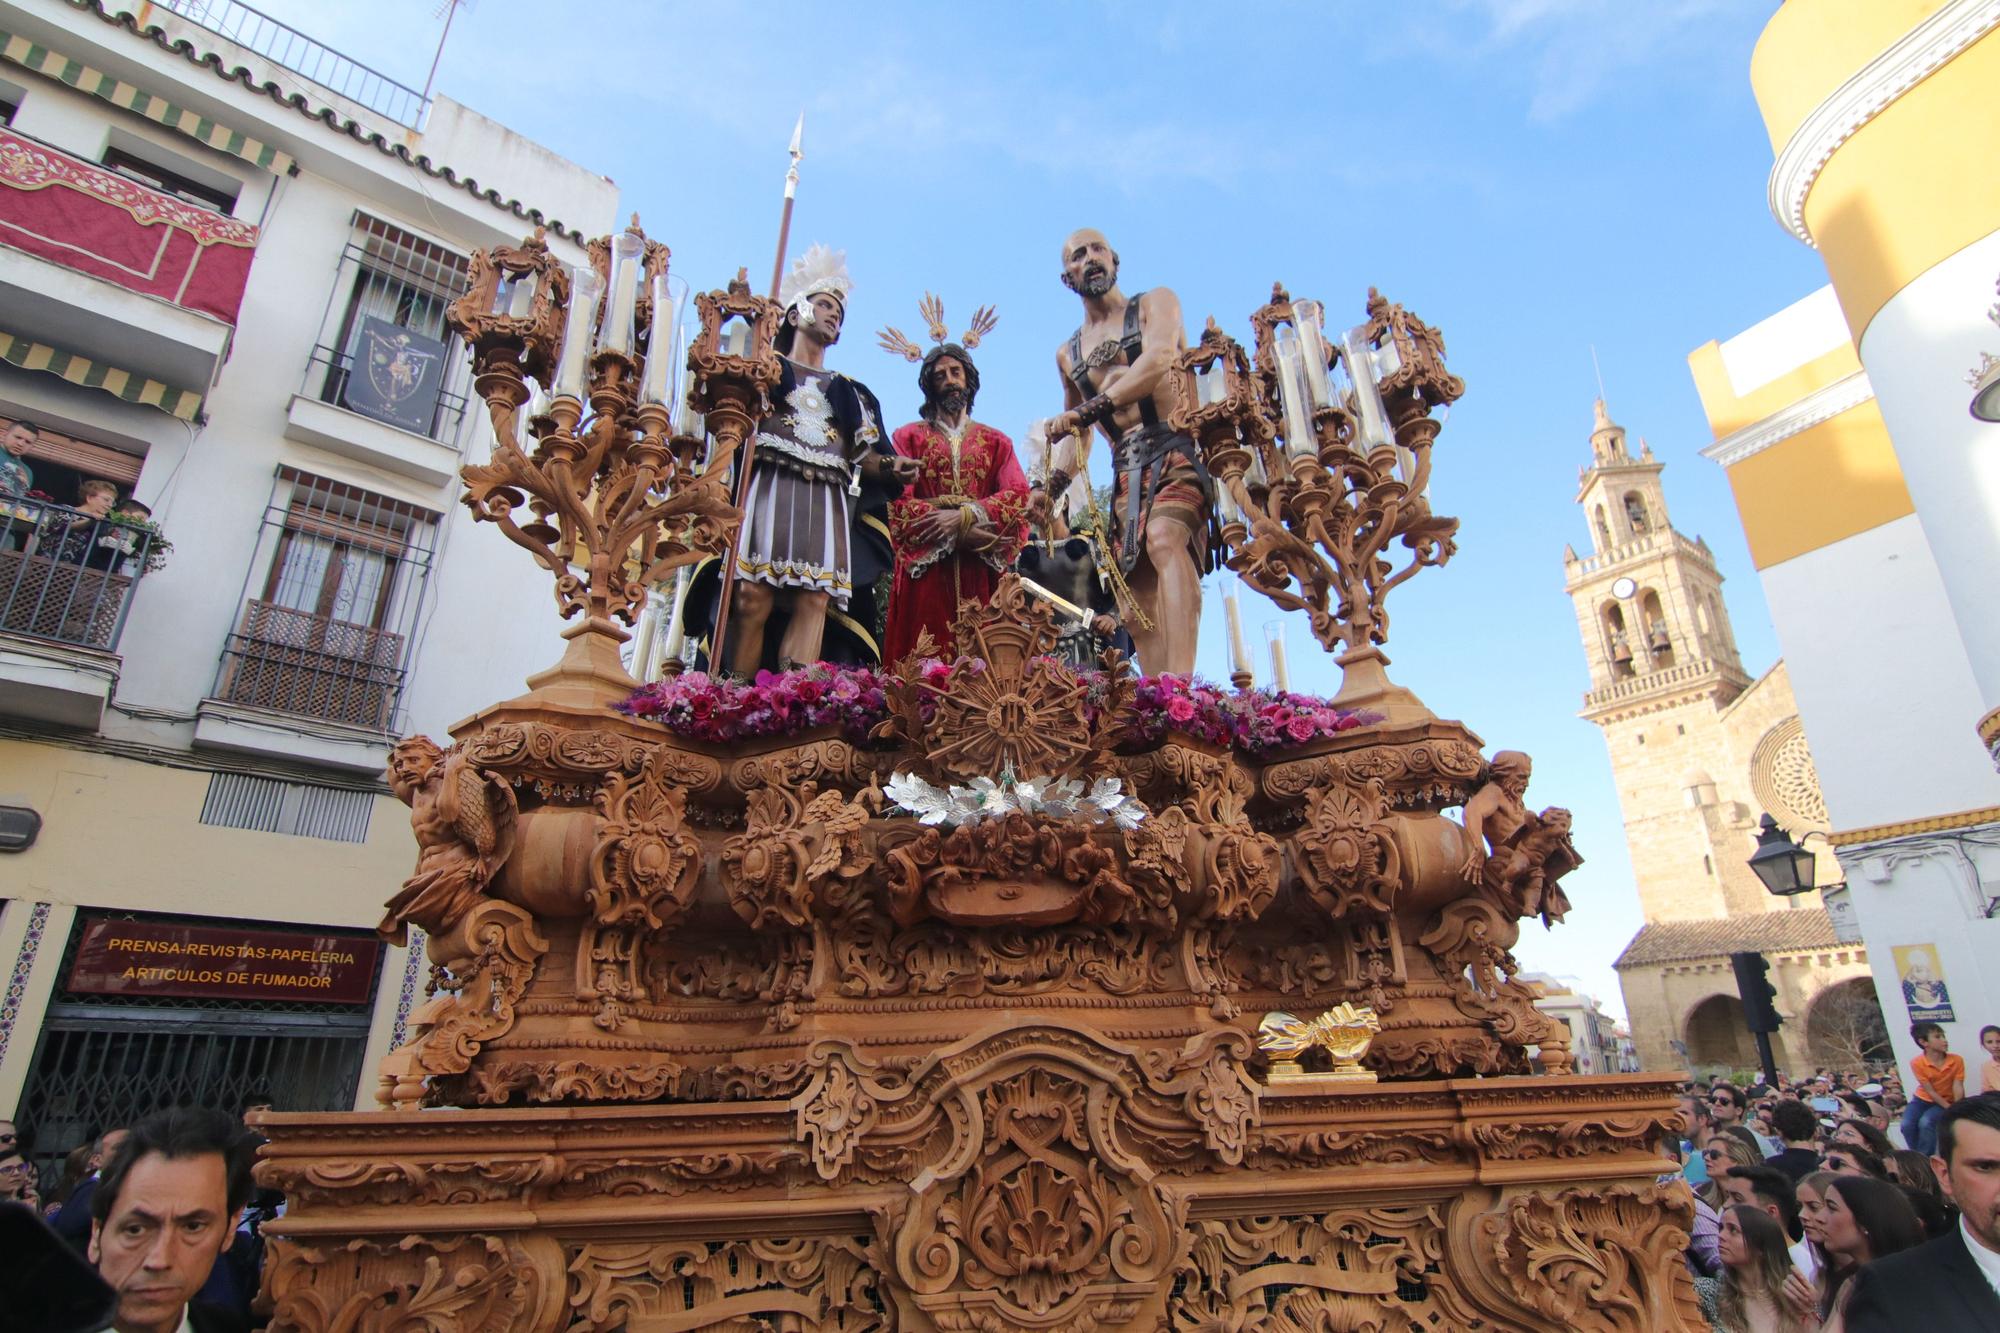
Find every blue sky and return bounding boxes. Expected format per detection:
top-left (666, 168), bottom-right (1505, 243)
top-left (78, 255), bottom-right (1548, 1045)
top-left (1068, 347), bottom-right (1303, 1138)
top-left (257, 0), bottom-right (1830, 1020)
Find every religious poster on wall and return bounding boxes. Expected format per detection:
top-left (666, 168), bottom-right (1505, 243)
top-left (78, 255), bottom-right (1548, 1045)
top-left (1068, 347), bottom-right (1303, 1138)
top-left (342, 315), bottom-right (447, 433)
top-left (1893, 943), bottom-right (1955, 1023)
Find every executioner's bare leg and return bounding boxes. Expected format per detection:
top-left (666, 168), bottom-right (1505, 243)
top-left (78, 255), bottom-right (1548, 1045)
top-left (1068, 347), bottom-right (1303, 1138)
top-left (1128, 512), bottom-right (1201, 677)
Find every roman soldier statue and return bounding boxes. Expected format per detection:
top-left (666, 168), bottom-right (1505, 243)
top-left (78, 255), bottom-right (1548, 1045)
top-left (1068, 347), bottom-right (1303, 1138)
top-left (1038, 228), bottom-right (1211, 677)
top-left (687, 245), bottom-right (915, 674)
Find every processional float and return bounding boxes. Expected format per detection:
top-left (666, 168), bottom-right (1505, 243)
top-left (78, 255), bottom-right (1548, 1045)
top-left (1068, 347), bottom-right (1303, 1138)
top-left (253, 220), bottom-right (1704, 1333)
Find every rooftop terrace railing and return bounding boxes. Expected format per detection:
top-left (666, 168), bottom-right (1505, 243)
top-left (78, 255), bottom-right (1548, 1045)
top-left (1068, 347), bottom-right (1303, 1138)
top-left (151, 0), bottom-right (431, 128)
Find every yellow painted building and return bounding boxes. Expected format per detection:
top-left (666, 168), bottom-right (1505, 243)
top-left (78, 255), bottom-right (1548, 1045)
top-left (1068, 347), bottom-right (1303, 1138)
top-left (1686, 0), bottom-right (2000, 1080)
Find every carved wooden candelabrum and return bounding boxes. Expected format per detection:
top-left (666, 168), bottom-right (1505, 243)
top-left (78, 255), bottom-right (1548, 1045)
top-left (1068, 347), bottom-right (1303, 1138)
top-left (1173, 286), bottom-right (1464, 720)
top-left (447, 224), bottom-right (779, 708)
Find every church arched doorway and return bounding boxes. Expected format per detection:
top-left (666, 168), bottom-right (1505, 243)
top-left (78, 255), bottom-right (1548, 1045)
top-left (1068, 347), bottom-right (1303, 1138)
top-left (1683, 993), bottom-right (1791, 1075)
top-left (1806, 977), bottom-right (1892, 1075)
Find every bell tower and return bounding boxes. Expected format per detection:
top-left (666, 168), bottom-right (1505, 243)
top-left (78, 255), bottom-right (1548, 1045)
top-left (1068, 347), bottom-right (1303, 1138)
top-left (1563, 401), bottom-right (1763, 922)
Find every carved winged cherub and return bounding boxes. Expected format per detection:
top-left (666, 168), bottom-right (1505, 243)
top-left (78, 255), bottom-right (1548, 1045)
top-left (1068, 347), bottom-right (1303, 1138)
top-left (378, 736), bottom-right (519, 943)
top-left (1456, 750), bottom-right (1581, 927)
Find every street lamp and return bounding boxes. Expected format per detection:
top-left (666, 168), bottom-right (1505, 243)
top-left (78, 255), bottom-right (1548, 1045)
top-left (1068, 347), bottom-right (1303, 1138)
top-left (1747, 813), bottom-right (1819, 897)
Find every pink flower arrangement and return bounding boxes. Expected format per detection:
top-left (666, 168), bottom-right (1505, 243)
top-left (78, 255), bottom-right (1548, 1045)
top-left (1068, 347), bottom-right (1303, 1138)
top-left (1097, 672), bottom-right (1375, 755)
top-left (617, 663), bottom-right (893, 743)
top-left (618, 661), bottom-right (1375, 755)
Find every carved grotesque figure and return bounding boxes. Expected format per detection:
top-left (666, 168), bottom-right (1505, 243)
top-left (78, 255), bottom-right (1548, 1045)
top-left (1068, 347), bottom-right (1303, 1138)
top-left (1457, 750), bottom-right (1581, 926)
top-left (379, 736), bottom-right (519, 943)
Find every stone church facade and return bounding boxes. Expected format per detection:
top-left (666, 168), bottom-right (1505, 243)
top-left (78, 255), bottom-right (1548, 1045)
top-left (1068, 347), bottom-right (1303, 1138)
top-left (1564, 403), bottom-right (1877, 1077)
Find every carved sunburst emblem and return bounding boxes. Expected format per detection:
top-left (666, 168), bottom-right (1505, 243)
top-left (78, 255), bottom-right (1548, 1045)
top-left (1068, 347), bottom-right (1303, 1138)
top-left (877, 577), bottom-right (1130, 784)
top-left (928, 663), bottom-right (1089, 779)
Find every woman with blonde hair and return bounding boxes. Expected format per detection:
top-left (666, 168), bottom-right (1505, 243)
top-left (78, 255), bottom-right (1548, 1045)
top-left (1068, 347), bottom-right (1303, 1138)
top-left (1700, 1133), bottom-right (1763, 1210)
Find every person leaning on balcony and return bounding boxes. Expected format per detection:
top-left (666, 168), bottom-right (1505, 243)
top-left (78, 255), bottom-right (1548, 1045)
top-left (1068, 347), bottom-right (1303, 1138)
top-left (53, 478), bottom-right (121, 569)
top-left (1, 418), bottom-right (36, 552)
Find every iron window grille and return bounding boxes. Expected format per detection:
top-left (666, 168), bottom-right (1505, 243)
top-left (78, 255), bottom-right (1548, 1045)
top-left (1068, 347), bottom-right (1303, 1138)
top-left (303, 212), bottom-right (473, 443)
top-left (212, 466), bottom-right (438, 732)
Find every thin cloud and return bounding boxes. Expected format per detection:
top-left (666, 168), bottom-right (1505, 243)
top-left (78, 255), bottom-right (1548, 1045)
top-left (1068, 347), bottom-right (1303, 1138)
top-left (1432, 0), bottom-right (1742, 121)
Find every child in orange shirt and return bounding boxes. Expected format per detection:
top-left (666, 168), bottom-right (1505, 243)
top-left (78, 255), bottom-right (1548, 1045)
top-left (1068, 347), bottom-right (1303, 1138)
top-left (1900, 1021), bottom-right (1963, 1155)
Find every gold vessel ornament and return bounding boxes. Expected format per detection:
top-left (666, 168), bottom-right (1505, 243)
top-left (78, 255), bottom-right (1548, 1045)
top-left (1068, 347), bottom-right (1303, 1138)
top-left (1258, 1003), bottom-right (1382, 1083)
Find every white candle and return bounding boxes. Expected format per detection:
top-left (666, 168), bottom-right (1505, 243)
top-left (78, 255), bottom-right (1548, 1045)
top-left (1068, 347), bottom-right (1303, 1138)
top-left (641, 272), bottom-right (677, 405)
top-left (721, 315), bottom-right (752, 359)
top-left (1224, 582), bottom-right (1252, 681)
top-left (1265, 621), bottom-right (1291, 692)
top-left (600, 232), bottom-right (643, 357)
top-left (553, 266), bottom-right (603, 400)
top-left (659, 565), bottom-right (692, 675)
top-left (505, 269), bottom-right (538, 317)
top-left (1273, 327), bottom-right (1316, 457)
top-left (1342, 326), bottom-right (1395, 453)
top-left (1291, 301), bottom-right (1334, 408)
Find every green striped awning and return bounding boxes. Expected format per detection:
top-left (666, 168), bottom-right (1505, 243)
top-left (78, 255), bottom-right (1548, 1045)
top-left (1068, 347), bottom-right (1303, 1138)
top-left (0, 27), bottom-right (293, 176)
top-left (0, 329), bottom-right (203, 420)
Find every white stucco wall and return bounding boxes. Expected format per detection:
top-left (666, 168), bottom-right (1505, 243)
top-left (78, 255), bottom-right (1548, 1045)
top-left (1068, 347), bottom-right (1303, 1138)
top-left (1857, 230), bottom-right (2000, 725)
top-left (1755, 515), bottom-right (2000, 1084)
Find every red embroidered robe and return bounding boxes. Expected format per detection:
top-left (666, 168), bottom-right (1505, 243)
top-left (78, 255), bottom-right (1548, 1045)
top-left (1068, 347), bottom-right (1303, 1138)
top-left (885, 419), bottom-right (1029, 664)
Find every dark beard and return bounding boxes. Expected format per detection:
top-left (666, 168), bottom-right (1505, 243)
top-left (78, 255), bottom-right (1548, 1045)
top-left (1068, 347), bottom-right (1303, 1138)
top-left (1077, 264), bottom-right (1113, 297)
top-left (937, 387), bottom-right (969, 419)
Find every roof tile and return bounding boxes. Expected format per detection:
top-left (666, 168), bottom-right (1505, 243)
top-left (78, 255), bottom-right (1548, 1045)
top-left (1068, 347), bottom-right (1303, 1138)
top-left (1613, 909), bottom-right (1842, 968)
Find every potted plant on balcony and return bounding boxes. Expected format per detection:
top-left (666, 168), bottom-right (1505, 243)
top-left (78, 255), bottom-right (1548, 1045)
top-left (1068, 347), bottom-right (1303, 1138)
top-left (104, 499), bottom-right (172, 573)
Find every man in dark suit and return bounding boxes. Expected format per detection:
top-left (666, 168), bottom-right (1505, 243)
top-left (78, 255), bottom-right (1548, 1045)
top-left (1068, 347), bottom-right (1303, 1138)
top-left (52, 1125), bottom-right (127, 1252)
top-left (88, 1107), bottom-right (255, 1333)
top-left (1844, 1092), bottom-right (2000, 1331)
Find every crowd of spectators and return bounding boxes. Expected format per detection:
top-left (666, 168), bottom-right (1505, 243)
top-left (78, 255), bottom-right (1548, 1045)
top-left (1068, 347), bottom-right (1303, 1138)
top-left (1671, 1025), bottom-right (2000, 1330)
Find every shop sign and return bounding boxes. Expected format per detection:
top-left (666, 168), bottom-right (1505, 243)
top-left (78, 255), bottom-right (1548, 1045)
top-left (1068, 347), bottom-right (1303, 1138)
top-left (67, 917), bottom-right (380, 1005)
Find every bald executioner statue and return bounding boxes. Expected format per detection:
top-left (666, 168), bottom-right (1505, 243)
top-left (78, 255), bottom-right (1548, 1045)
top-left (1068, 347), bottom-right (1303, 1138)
top-left (1038, 229), bottom-right (1210, 676)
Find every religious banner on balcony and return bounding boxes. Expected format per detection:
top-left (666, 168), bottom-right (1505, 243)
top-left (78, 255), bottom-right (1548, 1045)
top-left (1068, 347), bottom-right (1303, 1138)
top-left (66, 916), bottom-right (381, 1005)
top-left (0, 128), bottom-right (258, 324)
top-left (341, 316), bottom-right (448, 434)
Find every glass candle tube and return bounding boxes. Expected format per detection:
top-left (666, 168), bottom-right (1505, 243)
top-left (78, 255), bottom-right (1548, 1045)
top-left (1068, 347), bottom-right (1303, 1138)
top-left (553, 266), bottom-right (603, 400)
top-left (1274, 327), bottom-right (1316, 457)
top-left (1223, 577), bottom-right (1253, 683)
top-left (640, 272), bottom-right (677, 405)
top-left (1341, 325), bottom-right (1395, 452)
top-left (600, 233), bottom-right (644, 357)
top-left (1291, 300), bottom-right (1334, 408)
top-left (1264, 619), bottom-right (1291, 692)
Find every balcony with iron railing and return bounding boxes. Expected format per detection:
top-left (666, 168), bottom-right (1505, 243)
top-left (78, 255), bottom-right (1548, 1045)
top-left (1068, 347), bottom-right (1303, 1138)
top-left (213, 598), bottom-right (407, 732)
top-left (0, 496), bottom-right (162, 728)
top-left (149, 0), bottom-right (432, 129)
